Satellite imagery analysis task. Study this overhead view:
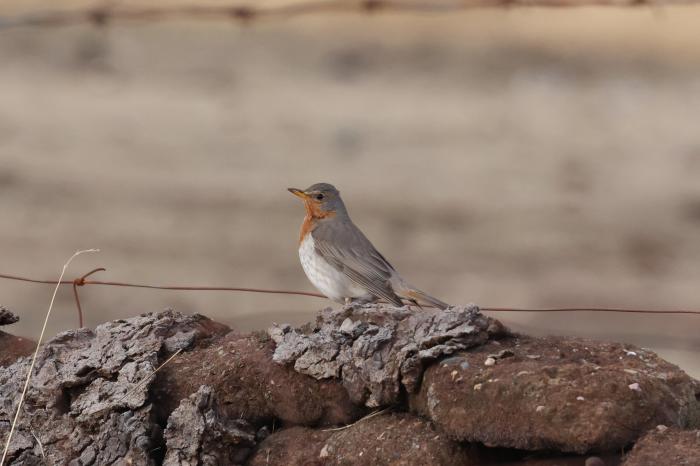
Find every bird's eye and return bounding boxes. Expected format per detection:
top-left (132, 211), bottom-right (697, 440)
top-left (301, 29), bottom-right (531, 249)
top-left (315, 193), bottom-right (324, 201)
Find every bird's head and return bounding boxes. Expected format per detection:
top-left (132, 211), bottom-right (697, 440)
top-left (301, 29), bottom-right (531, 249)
top-left (288, 183), bottom-right (346, 218)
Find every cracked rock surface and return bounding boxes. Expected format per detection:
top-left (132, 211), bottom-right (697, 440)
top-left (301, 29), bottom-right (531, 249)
top-left (163, 385), bottom-right (255, 466)
top-left (0, 305), bottom-right (698, 465)
top-left (0, 310), bottom-right (228, 465)
top-left (269, 304), bottom-right (506, 407)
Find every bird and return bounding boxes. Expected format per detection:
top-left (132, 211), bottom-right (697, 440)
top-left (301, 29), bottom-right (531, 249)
top-left (288, 182), bottom-right (449, 310)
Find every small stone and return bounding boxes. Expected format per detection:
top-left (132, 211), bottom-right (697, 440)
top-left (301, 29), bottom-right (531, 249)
top-left (535, 405), bottom-right (546, 413)
top-left (0, 306), bottom-right (19, 326)
top-left (624, 369), bottom-right (638, 375)
top-left (484, 357), bottom-right (496, 366)
top-left (585, 456), bottom-right (606, 466)
top-left (450, 370), bottom-right (458, 381)
top-left (339, 318), bottom-right (355, 334)
top-left (628, 383), bottom-right (641, 391)
top-left (319, 444), bottom-right (330, 458)
top-left (656, 424), bottom-right (668, 433)
top-left (625, 351), bottom-right (638, 357)
top-left (576, 396), bottom-right (585, 401)
top-left (473, 383), bottom-right (482, 391)
top-left (256, 426), bottom-right (271, 441)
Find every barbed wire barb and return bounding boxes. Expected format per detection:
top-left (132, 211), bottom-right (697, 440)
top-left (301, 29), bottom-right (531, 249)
top-left (0, 0), bottom-right (696, 31)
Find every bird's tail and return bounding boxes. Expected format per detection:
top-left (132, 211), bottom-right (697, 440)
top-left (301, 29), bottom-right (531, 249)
top-left (399, 287), bottom-right (450, 310)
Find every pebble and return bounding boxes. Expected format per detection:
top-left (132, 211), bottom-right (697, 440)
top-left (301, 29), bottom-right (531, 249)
top-left (656, 424), bottom-right (668, 433)
top-left (585, 456), bottom-right (606, 466)
top-left (628, 382), bottom-right (641, 391)
top-left (473, 383), bottom-right (482, 391)
top-left (484, 357), bottom-right (496, 366)
top-left (576, 396), bottom-right (585, 401)
top-left (535, 405), bottom-right (546, 413)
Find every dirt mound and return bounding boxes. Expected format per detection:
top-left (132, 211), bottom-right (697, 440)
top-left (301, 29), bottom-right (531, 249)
top-left (410, 335), bottom-right (700, 453)
top-left (0, 307), bottom-right (34, 367)
top-left (248, 413), bottom-right (474, 466)
top-left (152, 331), bottom-right (361, 427)
top-left (0, 306), bottom-right (698, 465)
top-left (622, 427), bottom-right (700, 466)
top-left (320, 412), bottom-right (475, 466)
top-left (247, 426), bottom-right (331, 466)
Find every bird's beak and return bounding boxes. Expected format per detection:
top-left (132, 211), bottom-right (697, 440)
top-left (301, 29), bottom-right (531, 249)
top-left (288, 188), bottom-right (309, 200)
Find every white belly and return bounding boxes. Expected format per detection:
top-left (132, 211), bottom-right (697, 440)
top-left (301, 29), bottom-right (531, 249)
top-left (299, 234), bottom-right (370, 302)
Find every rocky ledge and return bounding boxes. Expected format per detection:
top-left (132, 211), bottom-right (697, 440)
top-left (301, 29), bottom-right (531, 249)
top-left (0, 305), bottom-right (698, 465)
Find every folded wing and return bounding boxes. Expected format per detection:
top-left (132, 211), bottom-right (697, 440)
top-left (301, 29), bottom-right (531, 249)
top-left (312, 220), bottom-right (404, 307)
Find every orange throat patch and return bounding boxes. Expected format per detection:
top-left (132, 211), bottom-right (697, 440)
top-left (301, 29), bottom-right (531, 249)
top-left (299, 201), bottom-right (335, 244)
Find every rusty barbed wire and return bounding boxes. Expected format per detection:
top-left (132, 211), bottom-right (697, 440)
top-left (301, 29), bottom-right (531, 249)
top-left (0, 0), bottom-right (694, 31)
top-left (1, 269), bottom-right (699, 329)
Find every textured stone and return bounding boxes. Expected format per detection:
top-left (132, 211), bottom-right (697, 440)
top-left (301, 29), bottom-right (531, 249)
top-left (411, 335), bottom-right (700, 453)
top-left (163, 385), bottom-right (255, 466)
top-left (0, 310), bottom-right (228, 465)
top-left (269, 304), bottom-right (505, 407)
top-left (622, 428), bottom-right (700, 466)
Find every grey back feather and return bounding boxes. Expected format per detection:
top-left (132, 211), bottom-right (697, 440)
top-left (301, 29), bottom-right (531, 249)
top-left (311, 217), bottom-right (404, 307)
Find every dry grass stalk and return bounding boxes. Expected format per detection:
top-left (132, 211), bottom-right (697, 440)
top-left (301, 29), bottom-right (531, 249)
top-left (1, 249), bottom-right (99, 465)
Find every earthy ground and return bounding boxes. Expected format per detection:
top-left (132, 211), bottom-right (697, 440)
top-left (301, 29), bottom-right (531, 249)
top-left (0, 3), bottom-right (699, 377)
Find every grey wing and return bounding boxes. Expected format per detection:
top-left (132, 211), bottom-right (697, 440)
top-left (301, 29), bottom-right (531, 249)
top-left (312, 221), bottom-right (404, 307)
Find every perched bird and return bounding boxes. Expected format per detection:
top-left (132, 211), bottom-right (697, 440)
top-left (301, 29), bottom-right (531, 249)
top-left (288, 183), bottom-right (449, 310)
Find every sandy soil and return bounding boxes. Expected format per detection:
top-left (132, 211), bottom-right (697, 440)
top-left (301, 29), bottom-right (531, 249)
top-left (0, 5), bottom-right (699, 376)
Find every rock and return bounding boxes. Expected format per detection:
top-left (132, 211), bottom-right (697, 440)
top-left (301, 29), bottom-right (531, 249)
top-left (269, 304), bottom-right (506, 407)
top-left (321, 412), bottom-right (475, 466)
top-left (0, 310), bottom-right (229, 465)
top-left (247, 426), bottom-right (332, 466)
top-left (622, 428), bottom-right (700, 466)
top-left (585, 457), bottom-right (606, 466)
top-left (410, 335), bottom-right (700, 453)
top-left (0, 306), bottom-right (19, 326)
top-left (0, 331), bottom-right (34, 367)
top-left (1, 305), bottom-right (698, 464)
top-left (152, 332), bottom-right (361, 427)
top-left (163, 385), bottom-right (255, 466)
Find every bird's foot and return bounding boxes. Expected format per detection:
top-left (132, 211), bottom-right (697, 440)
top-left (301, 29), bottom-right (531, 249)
top-left (343, 297), bottom-right (378, 310)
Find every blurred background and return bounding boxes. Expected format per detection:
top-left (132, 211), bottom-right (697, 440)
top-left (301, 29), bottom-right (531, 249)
top-left (1, 1), bottom-right (699, 377)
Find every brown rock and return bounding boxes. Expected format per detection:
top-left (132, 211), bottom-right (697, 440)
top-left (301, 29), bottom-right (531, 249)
top-left (0, 331), bottom-right (34, 367)
top-left (321, 412), bottom-right (477, 466)
top-left (153, 331), bottom-right (361, 427)
top-left (0, 306), bottom-right (19, 326)
top-left (410, 335), bottom-right (700, 453)
top-left (247, 426), bottom-right (332, 466)
top-left (622, 428), bottom-right (700, 466)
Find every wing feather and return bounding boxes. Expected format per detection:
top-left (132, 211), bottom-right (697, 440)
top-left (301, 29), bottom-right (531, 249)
top-left (312, 221), bottom-right (404, 306)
